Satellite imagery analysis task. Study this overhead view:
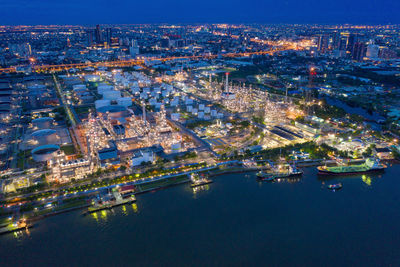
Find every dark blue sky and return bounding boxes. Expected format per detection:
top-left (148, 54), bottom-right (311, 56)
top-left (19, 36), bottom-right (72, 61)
top-left (1, 0), bottom-right (400, 25)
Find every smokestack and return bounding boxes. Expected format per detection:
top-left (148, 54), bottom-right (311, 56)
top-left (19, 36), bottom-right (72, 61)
top-left (225, 72), bottom-right (229, 92)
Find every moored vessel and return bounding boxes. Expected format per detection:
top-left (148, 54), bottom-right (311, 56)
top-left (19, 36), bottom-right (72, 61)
top-left (318, 158), bottom-right (385, 176)
top-left (257, 163), bottom-right (302, 180)
top-left (190, 173), bottom-right (213, 188)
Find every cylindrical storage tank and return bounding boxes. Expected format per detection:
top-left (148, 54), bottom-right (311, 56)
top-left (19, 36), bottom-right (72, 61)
top-left (103, 90), bottom-right (121, 100)
top-left (171, 113), bottom-right (180, 121)
top-left (73, 84), bottom-right (86, 91)
top-left (85, 75), bottom-right (100, 82)
top-left (117, 97), bottom-right (132, 107)
top-left (32, 144), bottom-right (60, 162)
top-left (97, 84), bottom-right (114, 94)
top-left (95, 99), bottom-right (111, 110)
top-left (32, 117), bottom-right (54, 129)
top-left (171, 142), bottom-right (181, 152)
top-left (31, 129), bottom-right (58, 145)
top-left (97, 105), bottom-right (127, 119)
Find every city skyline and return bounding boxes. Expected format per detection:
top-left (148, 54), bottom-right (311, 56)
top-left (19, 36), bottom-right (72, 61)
top-left (2, 0), bottom-right (400, 25)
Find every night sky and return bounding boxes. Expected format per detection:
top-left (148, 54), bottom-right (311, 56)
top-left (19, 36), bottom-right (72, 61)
top-left (1, 0), bottom-right (400, 25)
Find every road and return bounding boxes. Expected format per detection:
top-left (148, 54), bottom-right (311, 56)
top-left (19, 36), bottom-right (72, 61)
top-left (0, 47), bottom-right (293, 74)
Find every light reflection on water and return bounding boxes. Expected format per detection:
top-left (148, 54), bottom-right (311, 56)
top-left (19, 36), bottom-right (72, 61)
top-left (192, 184), bottom-right (210, 198)
top-left (2, 166), bottom-right (400, 267)
top-left (89, 203), bottom-right (139, 223)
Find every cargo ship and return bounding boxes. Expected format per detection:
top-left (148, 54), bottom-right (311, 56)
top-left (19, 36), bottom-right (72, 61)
top-left (318, 158), bottom-right (385, 176)
top-left (257, 163), bottom-right (303, 180)
top-left (190, 173), bottom-right (213, 188)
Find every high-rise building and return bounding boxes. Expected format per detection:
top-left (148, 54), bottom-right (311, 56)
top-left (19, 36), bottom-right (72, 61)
top-left (366, 44), bottom-right (379, 59)
top-left (160, 37), bottom-right (170, 48)
top-left (129, 40), bottom-right (140, 57)
top-left (346, 34), bottom-right (356, 52)
top-left (95, 25), bottom-right (102, 44)
top-left (105, 28), bottom-right (112, 45)
top-left (25, 43), bottom-right (32, 56)
top-left (87, 30), bottom-right (94, 46)
top-left (317, 35), bottom-right (329, 52)
top-left (379, 47), bottom-right (397, 59)
top-left (338, 36), bottom-right (348, 51)
top-left (352, 42), bottom-right (366, 61)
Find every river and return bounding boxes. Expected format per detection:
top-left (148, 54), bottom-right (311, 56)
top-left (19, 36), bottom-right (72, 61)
top-left (1, 165), bottom-right (400, 266)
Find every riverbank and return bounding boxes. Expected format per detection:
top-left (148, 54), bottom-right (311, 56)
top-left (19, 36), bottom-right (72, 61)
top-left (0, 165), bottom-right (267, 227)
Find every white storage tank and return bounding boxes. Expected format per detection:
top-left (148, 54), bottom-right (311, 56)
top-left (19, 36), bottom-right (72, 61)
top-left (85, 75), bottom-right (100, 82)
top-left (171, 142), bottom-right (181, 152)
top-left (32, 117), bottom-right (54, 129)
top-left (140, 92), bottom-right (148, 99)
top-left (171, 113), bottom-right (180, 121)
top-left (149, 98), bottom-right (157, 105)
top-left (31, 129), bottom-right (58, 146)
top-left (95, 99), bottom-right (111, 109)
top-left (171, 99), bottom-right (179, 107)
top-left (103, 90), bottom-right (121, 100)
top-left (117, 97), bottom-right (132, 107)
top-left (131, 86), bottom-right (140, 94)
top-left (97, 84), bottom-right (114, 94)
top-left (32, 144), bottom-right (60, 162)
top-left (73, 84), bottom-right (86, 91)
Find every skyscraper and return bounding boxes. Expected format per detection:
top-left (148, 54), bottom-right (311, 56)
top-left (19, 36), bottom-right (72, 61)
top-left (346, 33), bottom-right (356, 52)
top-left (129, 40), bottom-right (140, 57)
top-left (105, 28), bottom-right (112, 45)
top-left (352, 42), bottom-right (366, 61)
top-left (366, 44), bottom-right (379, 58)
top-left (95, 25), bottom-right (102, 44)
top-left (317, 35), bottom-right (329, 52)
top-left (87, 30), bottom-right (94, 46)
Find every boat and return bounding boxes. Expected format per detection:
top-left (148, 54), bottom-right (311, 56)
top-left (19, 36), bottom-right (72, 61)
top-left (87, 189), bottom-right (136, 213)
top-left (318, 158), bottom-right (386, 176)
top-left (327, 183), bottom-right (342, 190)
top-left (257, 163), bottom-right (302, 180)
top-left (0, 219), bottom-right (31, 235)
top-left (256, 172), bottom-right (276, 181)
top-left (190, 173), bottom-right (213, 188)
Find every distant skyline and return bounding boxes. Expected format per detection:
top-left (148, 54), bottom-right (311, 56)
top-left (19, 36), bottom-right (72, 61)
top-left (1, 0), bottom-right (400, 25)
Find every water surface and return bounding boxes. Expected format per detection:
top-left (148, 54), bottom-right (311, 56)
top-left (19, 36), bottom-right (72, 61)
top-left (1, 165), bottom-right (400, 267)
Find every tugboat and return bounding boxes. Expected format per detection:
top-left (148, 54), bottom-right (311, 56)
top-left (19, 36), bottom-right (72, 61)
top-left (190, 173), bottom-right (213, 188)
top-left (257, 163), bottom-right (302, 180)
top-left (318, 158), bottom-right (386, 176)
top-left (327, 183), bottom-right (343, 191)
